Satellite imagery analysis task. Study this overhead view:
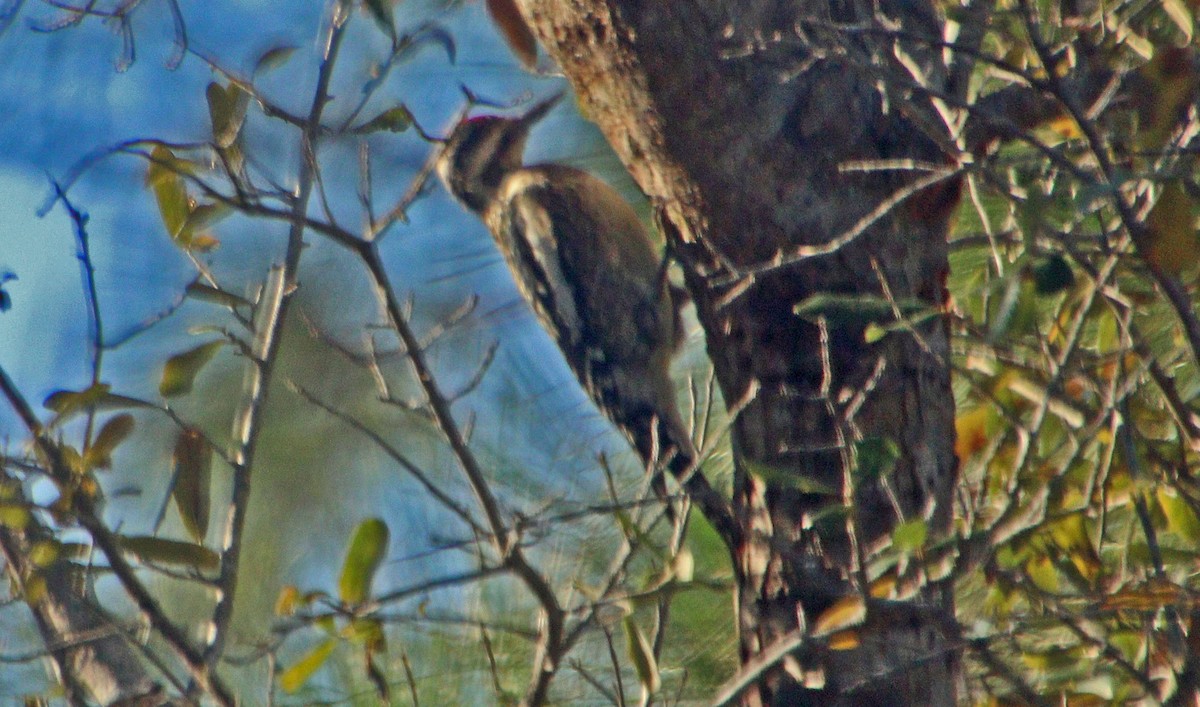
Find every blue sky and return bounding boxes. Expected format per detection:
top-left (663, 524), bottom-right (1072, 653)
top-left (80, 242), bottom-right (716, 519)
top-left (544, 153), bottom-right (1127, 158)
top-left (0, 6), bottom-right (664, 695)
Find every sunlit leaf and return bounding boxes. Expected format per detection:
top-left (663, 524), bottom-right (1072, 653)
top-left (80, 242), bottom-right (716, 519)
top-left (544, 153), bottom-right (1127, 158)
top-left (118, 535), bottom-right (219, 570)
top-left (83, 413), bottom-right (135, 471)
top-left (253, 44), bottom-right (298, 75)
top-left (28, 540), bottom-right (59, 567)
top-left (1157, 487), bottom-right (1200, 542)
top-left (0, 502), bottom-right (30, 529)
top-left (670, 548), bottom-right (694, 583)
top-left (275, 585), bottom-right (301, 617)
top-left (1022, 645), bottom-right (1084, 674)
top-left (353, 105), bottom-right (413, 134)
top-left (44, 382), bottom-right (112, 416)
top-left (891, 519), bottom-right (928, 552)
top-left (188, 234), bottom-right (221, 252)
top-left (954, 406), bottom-right (994, 460)
top-left (486, 0), bottom-right (537, 69)
top-left (812, 595), bottom-right (866, 636)
top-left (827, 630), bottom-right (860, 651)
top-left (206, 82), bottom-right (250, 149)
top-left (144, 145), bottom-right (195, 187)
top-left (23, 573), bottom-right (47, 605)
top-left (623, 616), bottom-right (661, 695)
top-left (1025, 554), bottom-right (1058, 593)
top-left (1047, 513), bottom-right (1100, 584)
top-left (146, 146), bottom-right (193, 243)
top-left (185, 202), bottom-right (232, 231)
top-left (159, 340), bottom-right (225, 397)
top-left (171, 427), bottom-right (212, 543)
top-left (338, 517), bottom-right (389, 604)
top-left (279, 638), bottom-right (337, 693)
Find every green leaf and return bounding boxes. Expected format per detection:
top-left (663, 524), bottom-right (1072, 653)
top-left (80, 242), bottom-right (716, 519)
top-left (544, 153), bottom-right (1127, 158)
top-left (863, 322), bottom-right (887, 343)
top-left (0, 502), bottom-right (30, 529)
top-left (891, 519), bottom-right (928, 552)
top-left (83, 413), bottom-right (135, 471)
top-left (854, 437), bottom-right (899, 482)
top-left (252, 45), bottom-right (298, 75)
top-left (206, 82), bottom-right (250, 149)
top-left (353, 105), bottom-right (413, 134)
top-left (146, 146), bottom-right (192, 243)
top-left (28, 540), bottom-right (60, 567)
top-left (279, 638), bottom-right (337, 693)
top-left (171, 427), bottom-right (212, 543)
top-left (118, 535), bottom-right (219, 570)
top-left (44, 383), bottom-right (113, 417)
top-left (1157, 487), bottom-right (1200, 542)
top-left (1025, 554), bottom-right (1058, 593)
top-left (185, 202), bottom-right (232, 232)
top-left (623, 616), bottom-right (661, 695)
top-left (144, 145), bottom-right (195, 187)
top-left (159, 340), bottom-right (225, 397)
top-left (339, 518), bottom-right (389, 604)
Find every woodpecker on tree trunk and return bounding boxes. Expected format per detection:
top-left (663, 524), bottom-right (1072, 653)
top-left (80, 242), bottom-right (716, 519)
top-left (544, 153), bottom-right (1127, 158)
top-left (436, 93), bottom-right (693, 513)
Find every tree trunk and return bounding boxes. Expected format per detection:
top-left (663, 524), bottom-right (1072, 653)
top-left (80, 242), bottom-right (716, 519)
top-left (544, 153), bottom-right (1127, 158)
top-left (516, 1), bottom-right (962, 703)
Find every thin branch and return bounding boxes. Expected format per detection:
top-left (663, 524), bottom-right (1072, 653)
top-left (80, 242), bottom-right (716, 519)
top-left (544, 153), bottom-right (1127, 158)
top-left (0, 364), bottom-right (233, 704)
top-left (201, 0), bottom-right (351, 678)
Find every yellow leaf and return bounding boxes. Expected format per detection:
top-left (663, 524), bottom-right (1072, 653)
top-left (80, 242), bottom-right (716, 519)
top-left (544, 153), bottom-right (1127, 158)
top-left (280, 638), bottom-right (337, 693)
top-left (339, 518), bottom-right (389, 605)
top-left (955, 406), bottom-right (993, 460)
top-left (812, 595), bottom-right (866, 637)
top-left (868, 574), bottom-right (896, 599)
top-left (206, 82), bottom-right (249, 149)
top-left (827, 630), bottom-right (860, 651)
top-left (275, 585), bottom-right (301, 617)
top-left (1044, 114), bottom-right (1083, 139)
top-left (1025, 554), bottom-right (1058, 593)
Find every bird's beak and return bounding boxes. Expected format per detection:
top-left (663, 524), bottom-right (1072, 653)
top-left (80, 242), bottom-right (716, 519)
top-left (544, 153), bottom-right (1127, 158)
top-left (516, 91), bottom-right (565, 130)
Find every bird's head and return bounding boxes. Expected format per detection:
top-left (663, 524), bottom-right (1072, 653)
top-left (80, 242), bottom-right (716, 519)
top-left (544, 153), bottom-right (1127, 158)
top-left (436, 92), bottom-right (563, 214)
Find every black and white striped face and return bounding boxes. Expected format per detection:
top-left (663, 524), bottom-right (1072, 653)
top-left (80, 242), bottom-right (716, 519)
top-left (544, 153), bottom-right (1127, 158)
top-left (437, 116), bottom-right (525, 214)
top-left (436, 93), bottom-right (565, 215)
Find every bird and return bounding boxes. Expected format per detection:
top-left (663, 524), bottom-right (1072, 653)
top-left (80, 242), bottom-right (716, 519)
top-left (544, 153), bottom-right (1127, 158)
top-left (436, 93), bottom-right (693, 512)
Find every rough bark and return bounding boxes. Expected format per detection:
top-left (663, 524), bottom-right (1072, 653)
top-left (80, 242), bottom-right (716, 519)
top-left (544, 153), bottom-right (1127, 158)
top-left (516, 1), bottom-right (961, 703)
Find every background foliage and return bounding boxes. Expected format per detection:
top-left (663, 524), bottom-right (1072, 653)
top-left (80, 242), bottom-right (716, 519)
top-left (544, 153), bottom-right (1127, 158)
top-left (1, 0), bottom-right (1200, 704)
